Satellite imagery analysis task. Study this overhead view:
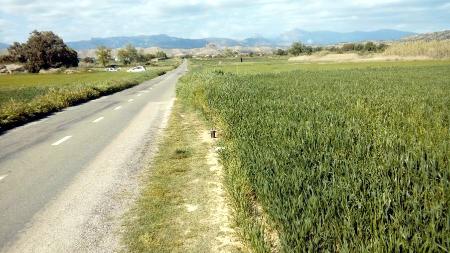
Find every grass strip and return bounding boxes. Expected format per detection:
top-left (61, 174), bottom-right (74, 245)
top-left (0, 66), bottom-right (174, 132)
top-left (123, 101), bottom-right (242, 253)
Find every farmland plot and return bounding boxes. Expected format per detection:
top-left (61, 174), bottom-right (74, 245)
top-left (178, 60), bottom-right (450, 252)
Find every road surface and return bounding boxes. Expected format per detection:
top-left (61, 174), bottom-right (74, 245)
top-left (0, 61), bottom-right (187, 252)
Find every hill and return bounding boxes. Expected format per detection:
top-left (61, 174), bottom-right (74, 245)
top-left (279, 29), bottom-right (415, 45)
top-left (67, 34), bottom-right (210, 50)
top-left (402, 30), bottom-right (450, 41)
top-left (0, 43), bottom-right (9, 49)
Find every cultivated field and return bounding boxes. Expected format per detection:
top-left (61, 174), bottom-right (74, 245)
top-left (0, 60), bottom-right (179, 130)
top-left (178, 58), bottom-right (450, 252)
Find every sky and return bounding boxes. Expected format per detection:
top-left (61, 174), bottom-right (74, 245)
top-left (0, 0), bottom-right (449, 43)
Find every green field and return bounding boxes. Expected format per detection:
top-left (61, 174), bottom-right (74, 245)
top-left (178, 59), bottom-right (450, 252)
top-left (0, 60), bottom-right (179, 130)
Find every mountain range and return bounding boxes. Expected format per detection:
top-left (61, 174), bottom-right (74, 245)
top-left (0, 43), bottom-right (9, 50)
top-left (403, 30), bottom-right (450, 41)
top-left (0, 29), bottom-right (417, 50)
top-left (65, 29), bottom-right (415, 50)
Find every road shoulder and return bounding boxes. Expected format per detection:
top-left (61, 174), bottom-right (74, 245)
top-left (123, 100), bottom-right (244, 252)
top-left (1, 98), bottom-right (175, 253)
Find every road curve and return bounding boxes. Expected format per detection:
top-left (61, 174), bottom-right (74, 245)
top-left (0, 61), bottom-right (188, 252)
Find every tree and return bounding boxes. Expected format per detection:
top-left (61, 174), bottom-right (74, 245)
top-left (288, 42), bottom-right (305, 56)
top-left (274, 49), bottom-right (288, 56)
top-left (223, 48), bottom-right (236, 57)
top-left (354, 43), bottom-right (364, 51)
top-left (7, 42), bottom-right (27, 63)
top-left (141, 53), bottom-right (156, 62)
top-left (155, 51), bottom-right (167, 59)
top-left (364, 42), bottom-right (377, 52)
top-left (342, 43), bottom-right (355, 52)
top-left (83, 57), bottom-right (95, 64)
top-left (304, 46), bottom-right (313, 55)
top-left (95, 46), bottom-right (112, 67)
top-left (117, 44), bottom-right (139, 65)
top-left (377, 43), bottom-right (388, 52)
top-left (7, 31), bottom-right (79, 73)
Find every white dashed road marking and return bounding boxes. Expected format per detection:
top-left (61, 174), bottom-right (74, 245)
top-left (137, 94), bottom-right (142, 97)
top-left (114, 106), bottom-right (122, 110)
top-left (139, 90), bottom-right (149, 93)
top-left (52, 136), bottom-right (72, 146)
top-left (128, 99), bottom-right (134, 102)
top-left (92, 117), bottom-right (104, 123)
top-left (0, 174), bottom-right (8, 181)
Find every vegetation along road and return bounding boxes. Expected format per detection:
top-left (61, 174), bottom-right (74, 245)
top-left (0, 61), bottom-right (187, 252)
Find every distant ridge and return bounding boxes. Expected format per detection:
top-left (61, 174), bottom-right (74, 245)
top-left (402, 30), bottom-right (450, 41)
top-left (0, 43), bottom-right (9, 49)
top-left (279, 29), bottom-right (415, 45)
top-left (68, 34), bottom-right (209, 50)
top-left (67, 29), bottom-right (415, 50)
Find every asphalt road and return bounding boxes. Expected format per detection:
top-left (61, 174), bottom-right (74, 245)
top-left (0, 61), bottom-right (187, 252)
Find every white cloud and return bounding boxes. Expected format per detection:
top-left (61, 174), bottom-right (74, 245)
top-left (0, 0), bottom-right (448, 43)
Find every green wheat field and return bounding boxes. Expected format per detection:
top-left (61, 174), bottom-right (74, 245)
top-left (178, 58), bottom-right (450, 252)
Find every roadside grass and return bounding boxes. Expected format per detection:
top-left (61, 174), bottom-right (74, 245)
top-left (123, 101), bottom-right (242, 253)
top-left (178, 59), bottom-right (450, 252)
top-left (0, 60), bottom-right (179, 131)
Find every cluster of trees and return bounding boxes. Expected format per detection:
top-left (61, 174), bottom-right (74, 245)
top-left (330, 42), bottom-right (387, 53)
top-left (1, 31), bottom-right (78, 73)
top-left (0, 30), bottom-right (170, 72)
top-left (288, 42), bottom-right (322, 56)
top-left (94, 44), bottom-right (168, 66)
top-left (274, 43), bottom-right (322, 56)
top-left (274, 41), bottom-right (389, 56)
top-left (222, 48), bottom-right (239, 57)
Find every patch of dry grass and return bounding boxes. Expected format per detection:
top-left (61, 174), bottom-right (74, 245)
top-left (384, 40), bottom-right (450, 59)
